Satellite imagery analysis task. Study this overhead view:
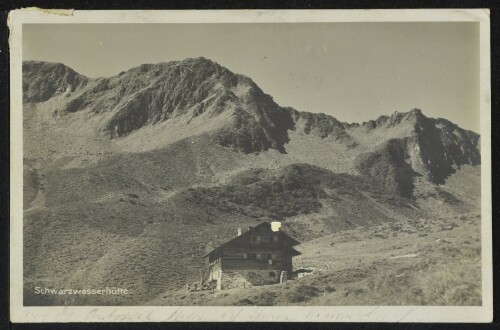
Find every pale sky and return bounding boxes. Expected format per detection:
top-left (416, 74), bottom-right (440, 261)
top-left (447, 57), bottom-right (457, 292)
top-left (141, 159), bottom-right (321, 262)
top-left (23, 23), bottom-right (480, 132)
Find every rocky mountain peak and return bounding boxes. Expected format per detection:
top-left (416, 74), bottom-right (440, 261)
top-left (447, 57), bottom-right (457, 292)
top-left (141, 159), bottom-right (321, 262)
top-left (364, 108), bottom-right (425, 129)
top-left (354, 107), bottom-right (480, 193)
top-left (23, 61), bottom-right (89, 102)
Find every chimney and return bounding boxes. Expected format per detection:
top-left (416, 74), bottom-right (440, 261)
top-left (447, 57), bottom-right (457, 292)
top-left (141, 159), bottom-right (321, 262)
top-left (237, 227), bottom-right (242, 236)
top-left (271, 221), bottom-right (281, 232)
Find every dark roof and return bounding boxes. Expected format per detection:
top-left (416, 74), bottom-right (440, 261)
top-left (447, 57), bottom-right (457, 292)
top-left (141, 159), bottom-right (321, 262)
top-left (289, 247), bottom-right (302, 257)
top-left (204, 222), bottom-right (301, 258)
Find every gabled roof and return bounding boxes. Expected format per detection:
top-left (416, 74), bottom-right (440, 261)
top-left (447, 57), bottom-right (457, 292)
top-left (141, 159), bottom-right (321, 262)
top-left (204, 222), bottom-right (301, 258)
top-left (289, 247), bottom-right (302, 257)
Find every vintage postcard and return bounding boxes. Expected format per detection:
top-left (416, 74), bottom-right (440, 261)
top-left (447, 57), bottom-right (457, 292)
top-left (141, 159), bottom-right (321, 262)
top-left (9, 9), bottom-right (492, 322)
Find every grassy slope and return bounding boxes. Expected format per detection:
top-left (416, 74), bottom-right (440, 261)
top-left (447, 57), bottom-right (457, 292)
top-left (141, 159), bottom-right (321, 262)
top-left (151, 211), bottom-right (481, 306)
top-left (23, 142), bottom-right (478, 306)
top-left (149, 165), bottom-right (482, 306)
top-left (23, 134), bottom-right (250, 305)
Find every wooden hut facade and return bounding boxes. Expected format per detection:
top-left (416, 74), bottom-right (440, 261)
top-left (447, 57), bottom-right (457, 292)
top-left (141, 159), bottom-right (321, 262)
top-left (204, 222), bottom-right (301, 290)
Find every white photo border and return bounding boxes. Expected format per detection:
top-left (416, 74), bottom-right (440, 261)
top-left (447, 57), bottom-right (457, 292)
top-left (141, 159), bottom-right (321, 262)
top-left (9, 8), bottom-right (492, 323)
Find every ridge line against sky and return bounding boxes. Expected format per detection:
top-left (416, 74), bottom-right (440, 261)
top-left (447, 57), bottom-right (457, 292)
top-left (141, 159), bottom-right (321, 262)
top-left (22, 22), bottom-right (480, 132)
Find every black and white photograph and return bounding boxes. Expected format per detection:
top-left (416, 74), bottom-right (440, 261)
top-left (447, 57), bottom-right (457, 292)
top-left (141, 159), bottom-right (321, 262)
top-left (9, 9), bottom-right (492, 322)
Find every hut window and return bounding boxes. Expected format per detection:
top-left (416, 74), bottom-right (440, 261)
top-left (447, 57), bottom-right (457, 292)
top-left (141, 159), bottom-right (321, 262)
top-left (267, 253), bottom-right (272, 260)
top-left (268, 235), bottom-right (273, 242)
top-left (248, 253), bottom-right (257, 260)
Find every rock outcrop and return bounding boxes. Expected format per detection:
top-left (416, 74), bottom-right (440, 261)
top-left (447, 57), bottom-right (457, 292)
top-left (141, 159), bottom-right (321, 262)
top-left (23, 61), bottom-right (89, 102)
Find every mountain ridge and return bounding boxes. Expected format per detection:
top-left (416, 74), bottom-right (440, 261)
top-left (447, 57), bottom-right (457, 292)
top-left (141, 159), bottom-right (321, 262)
top-left (22, 58), bottom-right (481, 192)
top-left (22, 59), bottom-right (480, 129)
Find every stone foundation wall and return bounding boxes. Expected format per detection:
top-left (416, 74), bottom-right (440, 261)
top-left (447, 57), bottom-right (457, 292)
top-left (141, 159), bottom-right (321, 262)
top-left (222, 269), bottom-right (282, 289)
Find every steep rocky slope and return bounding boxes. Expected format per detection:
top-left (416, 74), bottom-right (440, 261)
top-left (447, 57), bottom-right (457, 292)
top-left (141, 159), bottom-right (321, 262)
top-left (23, 61), bottom-right (89, 102)
top-left (354, 139), bottom-right (416, 197)
top-left (23, 58), bottom-right (480, 193)
top-left (352, 109), bottom-right (480, 185)
top-left (24, 58), bottom-right (295, 154)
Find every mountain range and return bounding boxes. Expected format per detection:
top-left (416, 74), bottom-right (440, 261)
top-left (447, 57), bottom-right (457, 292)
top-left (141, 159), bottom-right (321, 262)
top-left (22, 57), bottom-right (481, 305)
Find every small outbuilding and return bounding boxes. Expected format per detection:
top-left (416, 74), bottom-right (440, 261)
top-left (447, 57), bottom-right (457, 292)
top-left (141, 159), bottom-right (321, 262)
top-left (204, 222), bottom-right (301, 290)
